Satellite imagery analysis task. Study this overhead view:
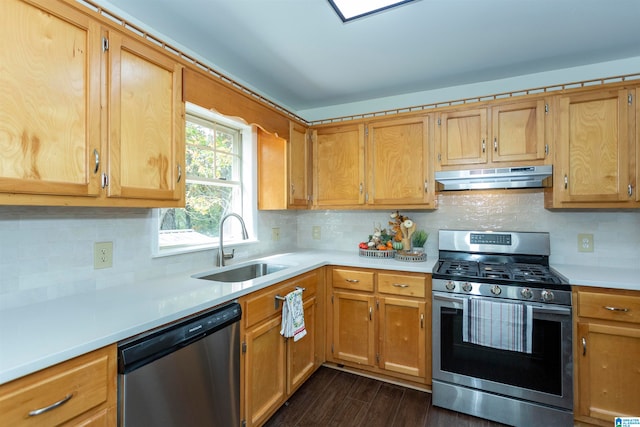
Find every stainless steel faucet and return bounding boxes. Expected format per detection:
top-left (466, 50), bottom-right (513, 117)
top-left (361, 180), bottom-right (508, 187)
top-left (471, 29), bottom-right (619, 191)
top-left (218, 213), bottom-right (249, 267)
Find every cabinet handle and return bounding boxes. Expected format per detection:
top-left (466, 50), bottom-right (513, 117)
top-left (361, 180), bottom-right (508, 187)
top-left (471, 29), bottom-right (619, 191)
top-left (493, 137), bottom-right (498, 152)
top-left (93, 149), bottom-right (100, 174)
top-left (177, 164), bottom-right (182, 183)
top-left (101, 172), bottom-right (109, 189)
top-left (345, 279), bottom-right (360, 283)
top-left (359, 183), bottom-right (363, 194)
top-left (420, 313), bottom-right (424, 329)
top-left (392, 283), bottom-right (409, 288)
top-left (582, 337), bottom-right (586, 356)
top-left (291, 184), bottom-right (295, 195)
top-left (603, 306), bottom-right (630, 312)
top-left (482, 139), bottom-right (486, 153)
top-left (424, 180), bottom-right (428, 193)
top-left (628, 184), bottom-right (633, 197)
top-left (28, 393), bottom-right (73, 417)
top-left (369, 306), bottom-right (372, 321)
top-left (564, 175), bottom-right (568, 190)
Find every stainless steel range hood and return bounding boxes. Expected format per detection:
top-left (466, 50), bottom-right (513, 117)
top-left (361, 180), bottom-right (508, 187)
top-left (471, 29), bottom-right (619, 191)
top-left (435, 165), bottom-right (552, 191)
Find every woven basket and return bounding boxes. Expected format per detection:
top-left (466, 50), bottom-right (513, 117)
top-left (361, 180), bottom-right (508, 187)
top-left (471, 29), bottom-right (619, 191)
top-left (358, 249), bottom-right (396, 258)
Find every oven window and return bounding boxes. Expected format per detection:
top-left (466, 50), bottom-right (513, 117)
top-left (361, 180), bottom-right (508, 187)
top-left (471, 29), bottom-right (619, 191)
top-left (440, 307), bottom-right (562, 395)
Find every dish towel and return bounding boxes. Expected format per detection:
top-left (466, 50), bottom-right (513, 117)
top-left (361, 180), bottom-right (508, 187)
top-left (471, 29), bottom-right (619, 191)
top-left (280, 288), bottom-right (307, 342)
top-left (462, 298), bottom-right (533, 353)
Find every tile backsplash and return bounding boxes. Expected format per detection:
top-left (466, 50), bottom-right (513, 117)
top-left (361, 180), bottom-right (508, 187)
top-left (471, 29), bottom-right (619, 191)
top-left (1, 191), bottom-right (638, 309)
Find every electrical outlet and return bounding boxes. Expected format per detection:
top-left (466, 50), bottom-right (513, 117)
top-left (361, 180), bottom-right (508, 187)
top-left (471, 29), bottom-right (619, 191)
top-left (94, 241), bottom-right (113, 269)
top-left (312, 226), bottom-right (321, 240)
top-left (271, 227), bottom-right (280, 241)
top-left (577, 234), bottom-right (594, 253)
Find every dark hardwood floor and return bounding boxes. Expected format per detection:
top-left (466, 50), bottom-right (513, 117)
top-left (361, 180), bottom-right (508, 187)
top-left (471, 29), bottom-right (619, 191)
top-left (264, 366), bottom-right (510, 427)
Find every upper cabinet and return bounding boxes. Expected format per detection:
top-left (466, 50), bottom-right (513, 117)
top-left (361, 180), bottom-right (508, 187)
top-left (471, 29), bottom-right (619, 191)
top-left (545, 88), bottom-right (637, 208)
top-left (0, 0), bottom-right (102, 199)
top-left (436, 99), bottom-right (547, 169)
top-left (288, 122), bottom-right (310, 209)
top-left (257, 127), bottom-right (287, 210)
top-left (366, 116), bottom-right (433, 207)
top-left (312, 123), bottom-right (365, 207)
top-left (0, 0), bottom-right (185, 207)
top-left (105, 31), bottom-right (185, 202)
top-left (312, 116), bottom-right (434, 209)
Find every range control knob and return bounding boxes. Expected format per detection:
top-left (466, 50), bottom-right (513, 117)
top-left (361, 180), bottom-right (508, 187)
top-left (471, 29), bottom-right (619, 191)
top-left (521, 288), bottom-right (533, 299)
top-left (490, 285), bottom-right (502, 295)
top-left (462, 282), bottom-right (473, 292)
top-left (445, 281), bottom-right (456, 291)
top-left (541, 290), bottom-right (554, 302)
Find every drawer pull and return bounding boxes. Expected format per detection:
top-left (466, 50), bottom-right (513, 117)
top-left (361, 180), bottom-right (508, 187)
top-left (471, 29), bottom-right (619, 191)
top-left (28, 393), bottom-right (73, 417)
top-left (274, 287), bottom-right (305, 309)
top-left (582, 337), bottom-right (586, 356)
top-left (345, 279), bottom-right (360, 283)
top-left (420, 313), bottom-right (424, 329)
top-left (392, 283), bottom-right (409, 288)
top-left (369, 306), bottom-right (373, 321)
top-left (603, 306), bottom-right (630, 312)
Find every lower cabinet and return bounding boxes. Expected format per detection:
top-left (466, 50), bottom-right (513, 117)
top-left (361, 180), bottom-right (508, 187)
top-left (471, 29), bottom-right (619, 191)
top-left (241, 269), bottom-right (325, 427)
top-left (574, 286), bottom-right (640, 426)
top-left (0, 344), bottom-right (117, 427)
top-left (328, 266), bottom-right (431, 387)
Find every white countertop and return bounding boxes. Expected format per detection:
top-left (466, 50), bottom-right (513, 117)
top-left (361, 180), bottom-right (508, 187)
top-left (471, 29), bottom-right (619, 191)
top-left (0, 250), bottom-right (435, 385)
top-left (0, 250), bottom-right (637, 385)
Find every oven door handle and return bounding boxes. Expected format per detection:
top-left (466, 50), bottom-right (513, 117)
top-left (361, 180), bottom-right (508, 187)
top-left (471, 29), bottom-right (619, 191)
top-left (530, 304), bottom-right (572, 316)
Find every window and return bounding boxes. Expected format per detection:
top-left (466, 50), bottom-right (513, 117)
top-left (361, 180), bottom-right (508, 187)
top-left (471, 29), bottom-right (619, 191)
top-left (157, 104), bottom-right (254, 254)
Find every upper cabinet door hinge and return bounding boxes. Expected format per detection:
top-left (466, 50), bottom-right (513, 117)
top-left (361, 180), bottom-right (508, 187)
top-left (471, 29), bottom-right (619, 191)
top-left (544, 103), bottom-right (549, 114)
top-left (102, 37), bottom-right (109, 52)
top-left (437, 118), bottom-right (441, 126)
top-left (437, 153), bottom-right (442, 162)
top-left (628, 93), bottom-right (633, 105)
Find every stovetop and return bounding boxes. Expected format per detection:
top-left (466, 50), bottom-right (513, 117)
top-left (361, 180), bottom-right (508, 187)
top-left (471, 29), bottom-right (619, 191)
top-left (435, 259), bottom-right (566, 285)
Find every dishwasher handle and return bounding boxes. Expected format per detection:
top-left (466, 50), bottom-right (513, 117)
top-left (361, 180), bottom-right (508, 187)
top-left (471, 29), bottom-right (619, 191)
top-left (118, 302), bottom-right (242, 374)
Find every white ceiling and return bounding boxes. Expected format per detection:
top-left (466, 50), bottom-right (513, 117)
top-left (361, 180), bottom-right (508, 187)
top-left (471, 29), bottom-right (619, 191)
top-left (97, 0), bottom-right (640, 114)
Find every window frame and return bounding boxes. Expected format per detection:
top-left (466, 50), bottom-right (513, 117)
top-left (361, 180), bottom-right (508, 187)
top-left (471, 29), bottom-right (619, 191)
top-left (153, 103), bottom-right (257, 257)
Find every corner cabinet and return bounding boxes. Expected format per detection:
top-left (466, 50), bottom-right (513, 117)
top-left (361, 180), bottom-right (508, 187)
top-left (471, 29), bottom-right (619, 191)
top-left (436, 99), bottom-right (548, 169)
top-left (0, 344), bottom-right (117, 426)
top-left (241, 269), bottom-right (325, 427)
top-left (0, 0), bottom-right (102, 199)
top-left (257, 128), bottom-right (287, 210)
top-left (574, 287), bottom-right (640, 426)
top-left (105, 31), bottom-right (185, 202)
top-left (311, 116), bottom-right (434, 209)
top-left (288, 122), bottom-right (311, 209)
top-left (328, 266), bottom-right (431, 387)
top-left (546, 88), bottom-right (636, 208)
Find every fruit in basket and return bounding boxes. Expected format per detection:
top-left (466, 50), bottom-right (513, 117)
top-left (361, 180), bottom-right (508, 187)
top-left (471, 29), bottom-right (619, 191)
top-left (358, 242), bottom-right (369, 249)
top-left (392, 241), bottom-right (403, 250)
top-left (377, 245), bottom-right (388, 250)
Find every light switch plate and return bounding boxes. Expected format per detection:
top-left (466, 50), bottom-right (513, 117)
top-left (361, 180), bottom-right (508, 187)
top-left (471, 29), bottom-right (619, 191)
top-left (312, 226), bottom-right (321, 240)
top-left (577, 234), bottom-right (594, 253)
top-left (94, 241), bottom-right (113, 269)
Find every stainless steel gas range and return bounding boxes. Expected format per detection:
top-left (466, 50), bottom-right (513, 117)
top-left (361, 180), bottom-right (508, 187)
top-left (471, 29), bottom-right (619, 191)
top-left (431, 230), bottom-right (573, 427)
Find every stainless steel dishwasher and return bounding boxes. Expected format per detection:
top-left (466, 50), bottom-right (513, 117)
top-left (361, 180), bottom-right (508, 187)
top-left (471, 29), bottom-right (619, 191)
top-left (117, 302), bottom-right (241, 427)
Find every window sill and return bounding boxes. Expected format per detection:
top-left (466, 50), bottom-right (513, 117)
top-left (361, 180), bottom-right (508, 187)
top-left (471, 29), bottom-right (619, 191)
top-left (153, 238), bottom-right (259, 258)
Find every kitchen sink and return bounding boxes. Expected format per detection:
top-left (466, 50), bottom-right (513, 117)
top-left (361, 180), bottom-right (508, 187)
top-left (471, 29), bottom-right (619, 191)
top-left (194, 262), bottom-right (291, 283)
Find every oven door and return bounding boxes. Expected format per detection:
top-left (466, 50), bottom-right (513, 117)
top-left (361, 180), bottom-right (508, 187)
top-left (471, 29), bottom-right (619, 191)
top-left (432, 291), bottom-right (573, 410)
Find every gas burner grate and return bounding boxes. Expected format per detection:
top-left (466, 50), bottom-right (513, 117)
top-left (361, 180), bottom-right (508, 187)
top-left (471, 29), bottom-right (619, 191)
top-left (439, 260), bottom-right (478, 276)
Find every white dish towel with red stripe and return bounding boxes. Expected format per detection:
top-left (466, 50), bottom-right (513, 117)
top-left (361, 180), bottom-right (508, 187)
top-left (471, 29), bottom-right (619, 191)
top-left (280, 288), bottom-right (307, 342)
top-left (462, 298), bottom-right (533, 353)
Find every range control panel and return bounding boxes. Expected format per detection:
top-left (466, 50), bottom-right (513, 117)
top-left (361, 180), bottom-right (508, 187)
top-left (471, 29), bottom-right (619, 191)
top-left (470, 233), bottom-right (512, 246)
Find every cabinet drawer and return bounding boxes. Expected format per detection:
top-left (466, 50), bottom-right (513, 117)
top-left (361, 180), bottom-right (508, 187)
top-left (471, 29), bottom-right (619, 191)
top-left (245, 271), bottom-right (318, 328)
top-left (378, 273), bottom-right (426, 298)
top-left (0, 345), bottom-right (115, 427)
top-left (578, 289), bottom-right (640, 324)
top-left (332, 268), bottom-right (374, 292)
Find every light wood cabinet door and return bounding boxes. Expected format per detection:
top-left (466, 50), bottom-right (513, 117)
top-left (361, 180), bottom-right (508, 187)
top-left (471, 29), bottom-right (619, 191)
top-left (576, 321), bottom-right (640, 424)
top-left (438, 108), bottom-right (488, 166)
top-left (287, 297), bottom-right (316, 394)
top-left (257, 128), bottom-right (287, 210)
top-left (0, 0), bottom-right (102, 197)
top-left (366, 116), bottom-right (433, 206)
top-left (107, 32), bottom-right (184, 201)
top-left (378, 297), bottom-right (426, 379)
top-left (555, 89), bottom-right (632, 204)
top-left (313, 123), bottom-right (365, 206)
top-left (331, 291), bottom-right (376, 367)
top-left (491, 99), bottom-right (546, 163)
top-left (288, 122), bottom-right (310, 208)
top-left (244, 316), bottom-right (286, 427)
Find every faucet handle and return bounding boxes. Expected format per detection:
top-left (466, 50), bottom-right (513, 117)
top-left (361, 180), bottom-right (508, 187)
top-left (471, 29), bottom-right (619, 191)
top-left (223, 249), bottom-right (235, 260)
